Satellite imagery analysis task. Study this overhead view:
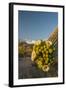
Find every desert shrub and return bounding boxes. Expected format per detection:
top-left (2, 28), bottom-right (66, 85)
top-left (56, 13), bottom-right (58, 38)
top-left (19, 45), bottom-right (25, 57)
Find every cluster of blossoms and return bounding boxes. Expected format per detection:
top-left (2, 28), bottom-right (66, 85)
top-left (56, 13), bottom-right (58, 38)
top-left (31, 40), bottom-right (55, 72)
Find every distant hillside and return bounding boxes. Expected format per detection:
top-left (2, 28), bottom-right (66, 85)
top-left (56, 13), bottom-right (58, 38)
top-left (19, 41), bottom-right (33, 57)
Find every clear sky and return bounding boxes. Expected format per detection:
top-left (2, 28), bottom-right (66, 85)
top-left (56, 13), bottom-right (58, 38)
top-left (18, 11), bottom-right (58, 41)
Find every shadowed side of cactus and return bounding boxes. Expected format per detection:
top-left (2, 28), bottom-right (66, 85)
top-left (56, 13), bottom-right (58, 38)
top-left (48, 27), bottom-right (58, 58)
top-left (47, 27), bottom-right (58, 76)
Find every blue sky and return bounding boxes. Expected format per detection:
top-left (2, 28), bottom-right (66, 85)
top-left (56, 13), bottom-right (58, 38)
top-left (18, 11), bottom-right (58, 41)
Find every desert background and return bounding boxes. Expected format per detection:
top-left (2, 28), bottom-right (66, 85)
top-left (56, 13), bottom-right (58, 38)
top-left (18, 27), bottom-right (58, 79)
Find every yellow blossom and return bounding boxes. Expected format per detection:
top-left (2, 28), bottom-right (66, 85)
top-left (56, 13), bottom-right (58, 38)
top-left (45, 40), bottom-right (52, 47)
top-left (37, 61), bottom-right (42, 69)
top-left (35, 40), bottom-right (41, 45)
top-left (42, 65), bottom-right (49, 72)
top-left (49, 49), bottom-right (53, 53)
top-left (31, 50), bottom-right (36, 61)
